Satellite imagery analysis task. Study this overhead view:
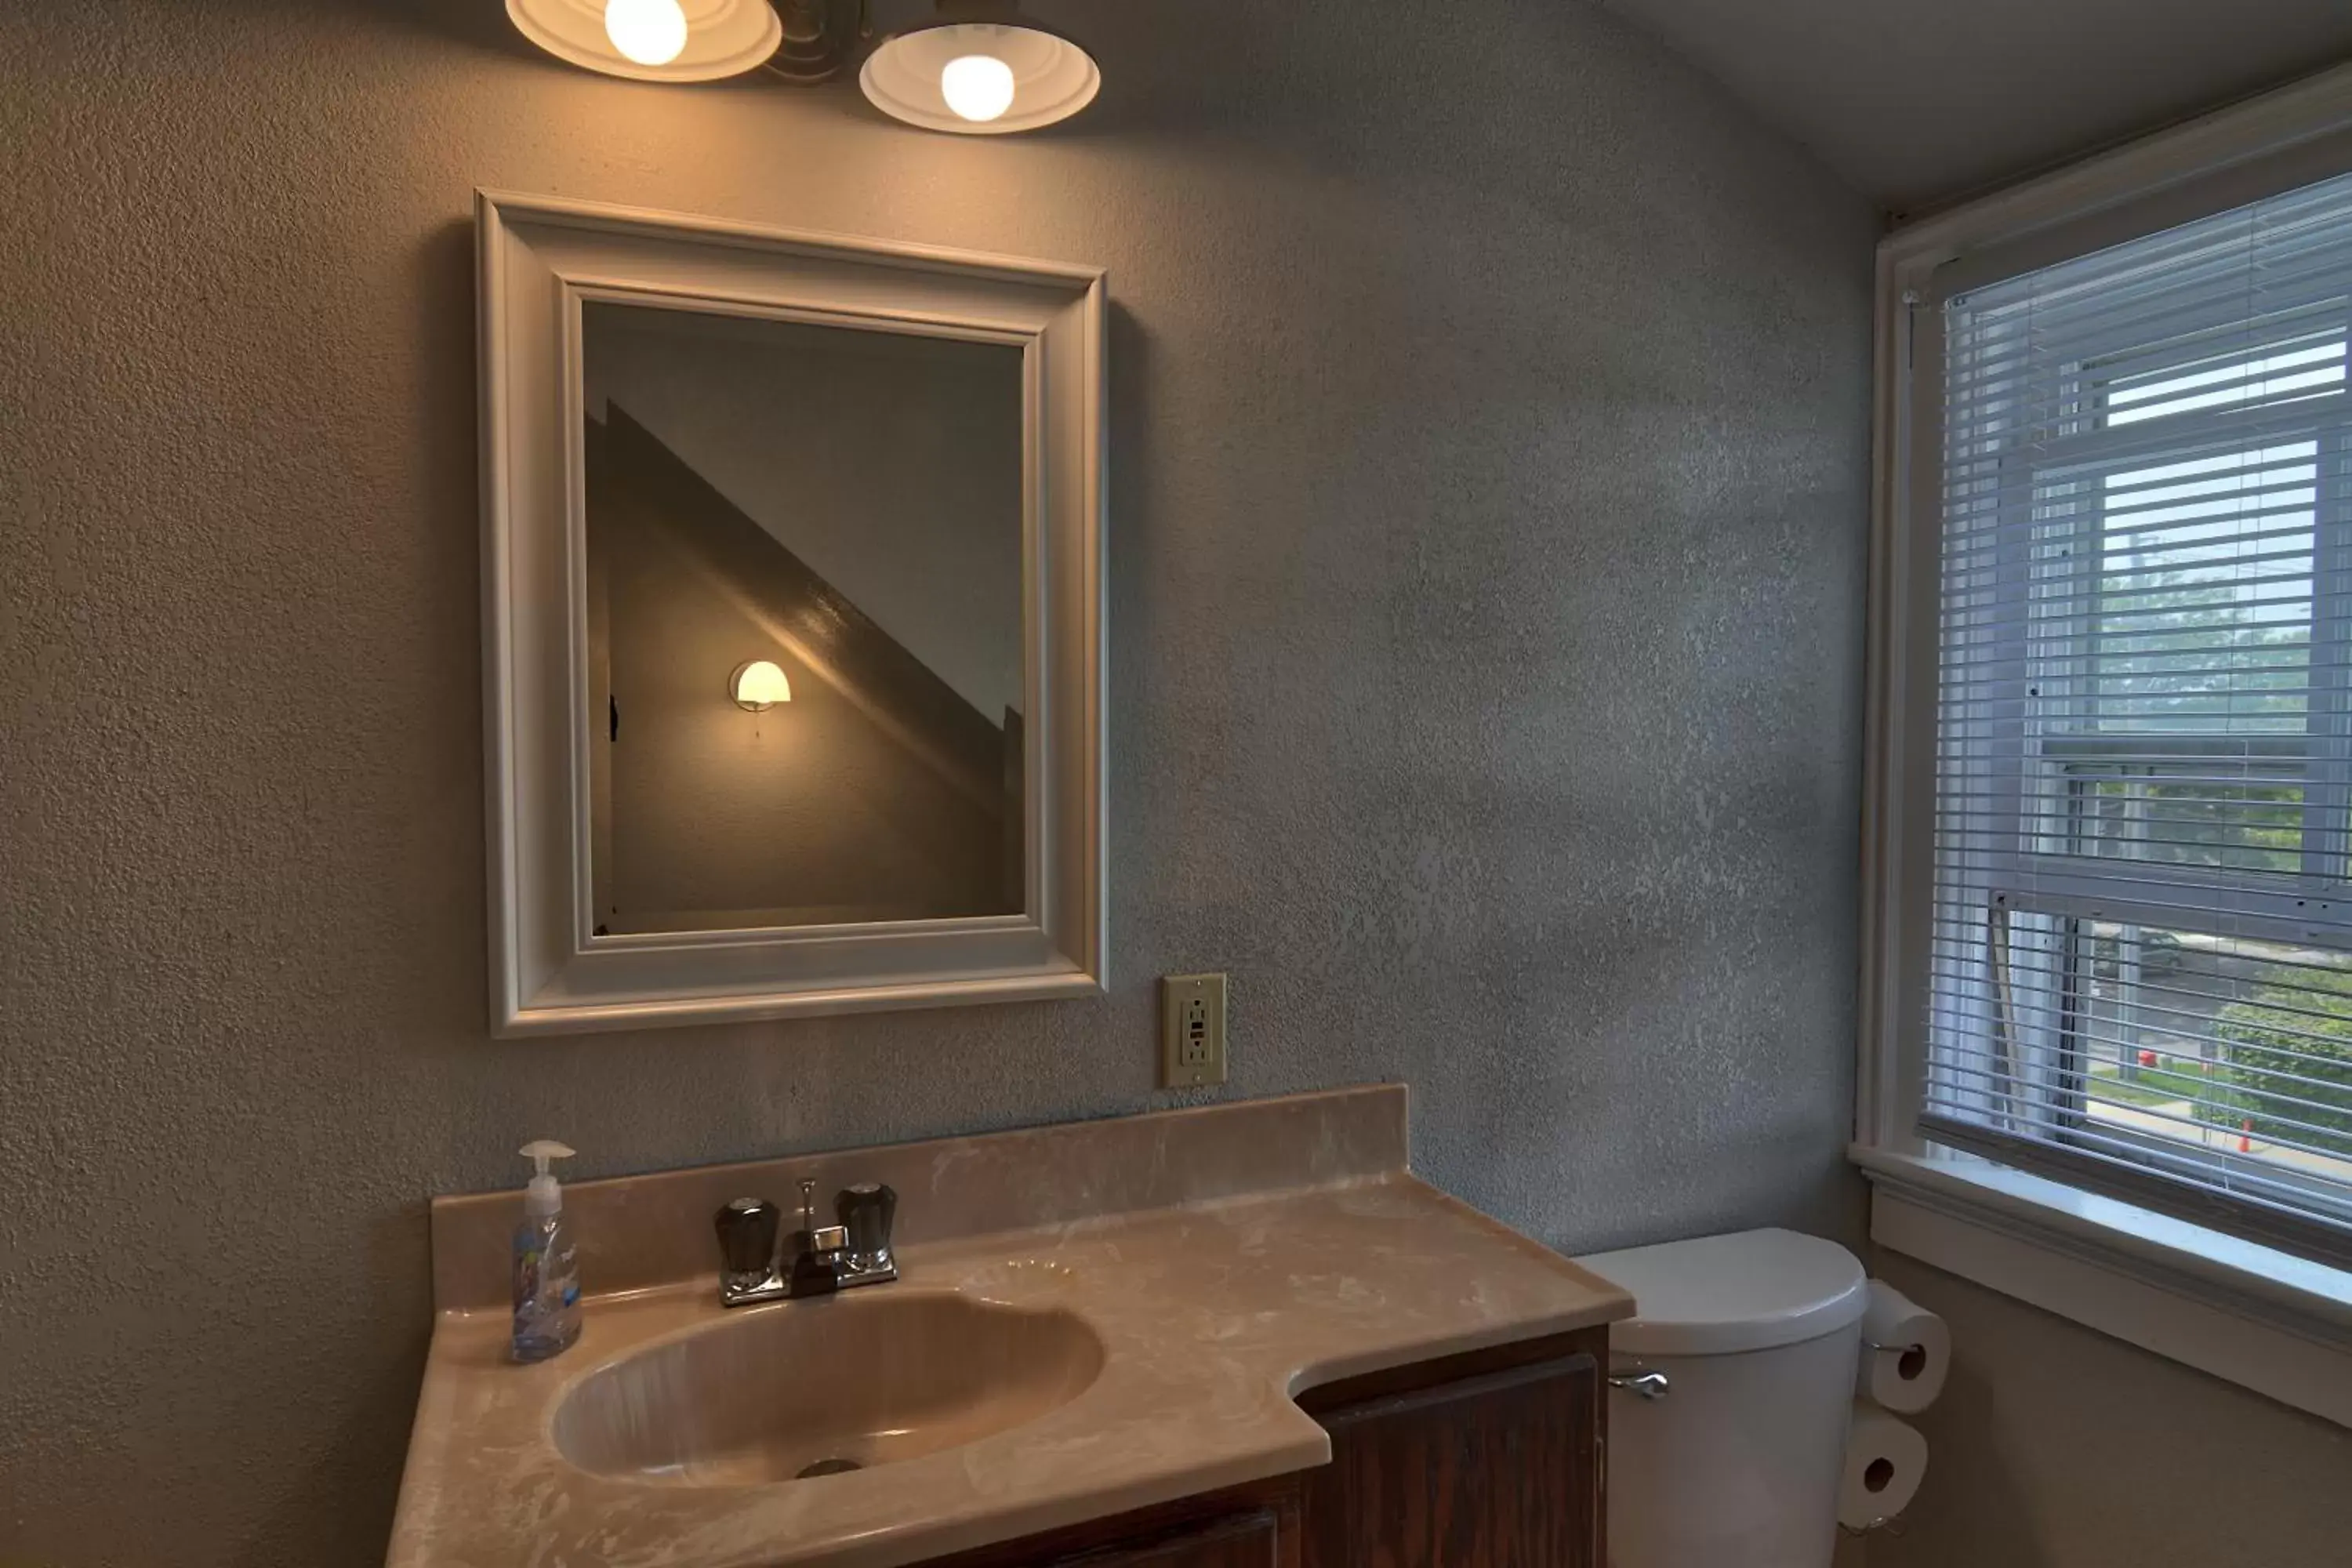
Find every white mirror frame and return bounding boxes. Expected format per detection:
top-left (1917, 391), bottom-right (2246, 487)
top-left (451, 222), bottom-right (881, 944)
top-left (476, 191), bottom-right (1105, 1036)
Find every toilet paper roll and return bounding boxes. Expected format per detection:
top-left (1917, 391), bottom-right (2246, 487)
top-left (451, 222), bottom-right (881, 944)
top-left (1853, 1279), bottom-right (1951, 1413)
top-left (1839, 1403), bottom-right (1929, 1530)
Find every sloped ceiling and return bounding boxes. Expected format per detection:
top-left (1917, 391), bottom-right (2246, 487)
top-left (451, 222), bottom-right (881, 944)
top-left (1595, 0), bottom-right (2352, 212)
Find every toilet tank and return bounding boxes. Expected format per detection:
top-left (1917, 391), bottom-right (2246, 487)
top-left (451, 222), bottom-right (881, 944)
top-left (1574, 1228), bottom-right (1867, 1568)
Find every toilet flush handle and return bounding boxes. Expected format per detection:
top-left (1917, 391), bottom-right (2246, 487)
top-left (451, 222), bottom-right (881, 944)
top-left (1607, 1368), bottom-right (1671, 1400)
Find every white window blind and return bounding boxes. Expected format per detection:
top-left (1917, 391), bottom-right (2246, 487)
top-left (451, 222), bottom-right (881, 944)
top-left (1927, 170), bottom-right (2352, 1268)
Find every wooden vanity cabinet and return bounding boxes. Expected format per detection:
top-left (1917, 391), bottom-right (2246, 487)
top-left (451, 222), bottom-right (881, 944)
top-left (1293, 1330), bottom-right (1605, 1568)
top-left (927, 1486), bottom-right (1298, 1568)
top-left (1054, 1509), bottom-right (1288, 1567)
top-left (929, 1327), bottom-right (1606, 1568)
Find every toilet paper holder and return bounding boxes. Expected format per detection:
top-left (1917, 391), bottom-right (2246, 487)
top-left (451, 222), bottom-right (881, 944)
top-left (1838, 1515), bottom-right (1910, 1538)
top-left (1863, 1334), bottom-right (1927, 1377)
top-left (1835, 1514), bottom-right (1910, 1542)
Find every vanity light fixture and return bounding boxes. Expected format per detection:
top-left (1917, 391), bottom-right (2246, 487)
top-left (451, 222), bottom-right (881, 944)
top-left (504, 0), bottom-right (1098, 131)
top-left (860, 2), bottom-right (1100, 133)
top-left (506, 0), bottom-right (1091, 122)
top-left (730, 659), bottom-right (793, 712)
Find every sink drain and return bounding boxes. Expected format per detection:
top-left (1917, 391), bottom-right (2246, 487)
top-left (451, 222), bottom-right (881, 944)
top-left (795, 1457), bottom-right (863, 1479)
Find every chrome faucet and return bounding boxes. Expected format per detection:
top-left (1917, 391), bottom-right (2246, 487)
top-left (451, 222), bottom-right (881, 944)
top-left (713, 1178), bottom-right (898, 1306)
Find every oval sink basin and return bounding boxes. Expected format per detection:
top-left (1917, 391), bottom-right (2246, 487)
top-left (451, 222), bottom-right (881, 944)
top-left (554, 1291), bottom-right (1105, 1486)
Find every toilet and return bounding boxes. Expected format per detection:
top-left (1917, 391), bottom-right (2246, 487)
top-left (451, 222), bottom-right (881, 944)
top-left (1573, 1227), bottom-right (1868, 1568)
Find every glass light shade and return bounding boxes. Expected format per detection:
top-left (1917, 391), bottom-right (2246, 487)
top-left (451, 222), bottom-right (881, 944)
top-left (860, 20), bottom-right (1099, 135)
top-left (506, 0), bottom-right (782, 82)
top-left (730, 659), bottom-right (793, 711)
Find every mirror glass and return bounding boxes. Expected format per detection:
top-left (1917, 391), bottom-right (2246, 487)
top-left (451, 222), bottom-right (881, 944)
top-left (581, 302), bottom-right (1026, 935)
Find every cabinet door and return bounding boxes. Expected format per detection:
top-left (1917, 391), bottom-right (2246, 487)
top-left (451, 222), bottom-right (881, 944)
top-left (1051, 1508), bottom-right (1283, 1567)
top-left (1297, 1350), bottom-right (1601, 1568)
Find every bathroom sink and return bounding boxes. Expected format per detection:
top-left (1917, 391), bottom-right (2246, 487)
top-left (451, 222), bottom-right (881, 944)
top-left (553, 1290), bottom-right (1105, 1485)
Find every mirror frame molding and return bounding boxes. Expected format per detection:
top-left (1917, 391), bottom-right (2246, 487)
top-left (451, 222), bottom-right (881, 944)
top-left (476, 190), bottom-right (1105, 1036)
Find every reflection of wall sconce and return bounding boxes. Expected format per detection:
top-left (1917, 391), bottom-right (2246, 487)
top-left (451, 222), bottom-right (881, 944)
top-left (503, 0), bottom-right (1099, 132)
top-left (731, 660), bottom-right (793, 712)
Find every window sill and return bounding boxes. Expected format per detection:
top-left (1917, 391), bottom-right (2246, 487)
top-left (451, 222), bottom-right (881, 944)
top-left (1849, 1145), bottom-right (2352, 1428)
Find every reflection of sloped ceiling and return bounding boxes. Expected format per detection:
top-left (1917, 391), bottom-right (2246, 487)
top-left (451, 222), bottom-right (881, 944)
top-left (582, 304), bottom-right (1025, 724)
top-left (601, 405), bottom-right (1011, 811)
top-left (1595, 0), bottom-right (2352, 211)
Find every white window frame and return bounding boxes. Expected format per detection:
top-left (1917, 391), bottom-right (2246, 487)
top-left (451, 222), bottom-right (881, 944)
top-left (1861, 64), bottom-right (2352, 1426)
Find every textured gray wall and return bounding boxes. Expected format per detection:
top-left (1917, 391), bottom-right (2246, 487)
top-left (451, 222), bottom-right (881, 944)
top-left (1869, 1255), bottom-right (2352, 1567)
top-left (0, 2), bottom-right (1873, 1563)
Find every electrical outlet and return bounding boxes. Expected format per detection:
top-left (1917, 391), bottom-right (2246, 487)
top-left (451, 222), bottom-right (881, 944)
top-left (1160, 972), bottom-right (1229, 1088)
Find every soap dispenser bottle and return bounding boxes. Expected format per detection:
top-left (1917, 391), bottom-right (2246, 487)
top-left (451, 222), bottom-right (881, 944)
top-left (510, 1139), bottom-right (582, 1363)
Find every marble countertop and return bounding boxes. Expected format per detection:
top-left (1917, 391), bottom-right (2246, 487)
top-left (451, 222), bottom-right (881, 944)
top-left (386, 1089), bottom-right (1632, 1568)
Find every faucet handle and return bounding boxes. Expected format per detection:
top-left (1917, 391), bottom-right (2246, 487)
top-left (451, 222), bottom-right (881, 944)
top-left (715, 1197), bottom-right (781, 1279)
top-left (838, 1182), bottom-right (898, 1260)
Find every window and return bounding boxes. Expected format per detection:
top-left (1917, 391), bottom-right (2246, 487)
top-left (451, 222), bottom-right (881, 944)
top-left (1922, 171), bottom-right (2352, 1267)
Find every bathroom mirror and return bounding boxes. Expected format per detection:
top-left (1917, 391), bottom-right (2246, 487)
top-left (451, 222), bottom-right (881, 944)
top-left (477, 192), bottom-right (1105, 1036)
top-left (582, 305), bottom-right (1028, 935)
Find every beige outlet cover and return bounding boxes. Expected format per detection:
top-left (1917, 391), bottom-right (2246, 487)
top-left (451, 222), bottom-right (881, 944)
top-left (1160, 973), bottom-right (1228, 1088)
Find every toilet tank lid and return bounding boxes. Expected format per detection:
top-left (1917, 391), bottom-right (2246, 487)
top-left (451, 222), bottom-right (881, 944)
top-left (1572, 1228), bottom-right (1867, 1356)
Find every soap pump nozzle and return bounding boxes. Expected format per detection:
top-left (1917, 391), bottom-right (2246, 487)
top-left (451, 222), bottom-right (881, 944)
top-left (521, 1138), bottom-right (575, 1218)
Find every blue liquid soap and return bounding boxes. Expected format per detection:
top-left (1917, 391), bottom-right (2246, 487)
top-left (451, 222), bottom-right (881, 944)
top-left (511, 1139), bottom-right (582, 1363)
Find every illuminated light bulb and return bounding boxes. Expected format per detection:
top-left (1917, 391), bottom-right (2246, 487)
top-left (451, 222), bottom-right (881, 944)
top-left (939, 54), bottom-right (1017, 123)
top-left (731, 660), bottom-right (793, 712)
top-left (604, 0), bottom-right (689, 67)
